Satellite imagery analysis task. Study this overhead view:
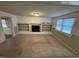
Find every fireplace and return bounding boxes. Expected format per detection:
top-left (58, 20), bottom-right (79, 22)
top-left (32, 25), bottom-right (40, 32)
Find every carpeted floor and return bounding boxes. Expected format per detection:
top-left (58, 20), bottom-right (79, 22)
top-left (0, 34), bottom-right (77, 58)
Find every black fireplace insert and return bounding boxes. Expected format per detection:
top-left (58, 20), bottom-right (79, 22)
top-left (32, 25), bottom-right (40, 32)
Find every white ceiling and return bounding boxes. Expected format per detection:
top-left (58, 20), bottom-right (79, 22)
top-left (0, 1), bottom-right (79, 17)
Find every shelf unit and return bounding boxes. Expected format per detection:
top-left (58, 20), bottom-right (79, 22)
top-left (42, 24), bottom-right (52, 31)
top-left (18, 23), bottom-right (29, 31)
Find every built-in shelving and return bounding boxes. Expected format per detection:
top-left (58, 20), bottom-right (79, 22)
top-left (42, 24), bottom-right (52, 31)
top-left (18, 23), bottom-right (29, 31)
top-left (18, 23), bottom-right (52, 32)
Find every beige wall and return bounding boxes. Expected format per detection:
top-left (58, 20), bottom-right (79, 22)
top-left (72, 17), bottom-right (79, 36)
top-left (17, 16), bottom-right (52, 23)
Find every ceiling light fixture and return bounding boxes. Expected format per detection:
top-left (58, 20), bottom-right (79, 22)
top-left (33, 12), bottom-right (39, 16)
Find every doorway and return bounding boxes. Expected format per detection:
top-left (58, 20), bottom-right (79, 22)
top-left (1, 17), bottom-right (12, 39)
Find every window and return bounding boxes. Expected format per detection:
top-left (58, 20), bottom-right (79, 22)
top-left (62, 18), bottom-right (75, 34)
top-left (56, 18), bottom-right (75, 34)
top-left (1, 19), bottom-right (8, 28)
top-left (56, 20), bottom-right (62, 31)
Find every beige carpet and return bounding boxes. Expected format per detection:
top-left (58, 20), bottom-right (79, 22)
top-left (0, 34), bottom-right (76, 58)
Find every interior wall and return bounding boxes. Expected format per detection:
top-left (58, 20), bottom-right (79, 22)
top-left (17, 16), bottom-right (52, 34)
top-left (17, 16), bottom-right (52, 23)
top-left (72, 17), bottom-right (79, 36)
top-left (52, 11), bottom-right (79, 55)
top-left (51, 18), bottom-right (56, 29)
top-left (0, 11), bottom-right (18, 36)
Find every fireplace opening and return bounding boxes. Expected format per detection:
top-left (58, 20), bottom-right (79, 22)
top-left (32, 25), bottom-right (40, 32)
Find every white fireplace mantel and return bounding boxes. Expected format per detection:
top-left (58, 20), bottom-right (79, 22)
top-left (17, 23), bottom-right (52, 34)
